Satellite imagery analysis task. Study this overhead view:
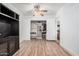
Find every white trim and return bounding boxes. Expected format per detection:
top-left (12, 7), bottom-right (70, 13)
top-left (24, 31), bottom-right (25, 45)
top-left (62, 46), bottom-right (79, 56)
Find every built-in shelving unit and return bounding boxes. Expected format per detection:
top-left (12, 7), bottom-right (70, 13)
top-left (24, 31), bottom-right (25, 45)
top-left (0, 3), bottom-right (19, 56)
top-left (0, 3), bottom-right (19, 21)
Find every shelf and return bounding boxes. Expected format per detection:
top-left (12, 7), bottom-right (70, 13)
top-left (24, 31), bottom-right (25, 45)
top-left (0, 4), bottom-right (19, 21)
top-left (0, 12), bottom-right (19, 21)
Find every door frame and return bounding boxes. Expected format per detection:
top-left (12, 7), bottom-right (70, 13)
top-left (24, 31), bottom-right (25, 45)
top-left (30, 20), bottom-right (47, 40)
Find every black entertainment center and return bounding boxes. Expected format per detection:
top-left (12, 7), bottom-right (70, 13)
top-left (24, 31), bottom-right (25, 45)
top-left (0, 3), bottom-right (19, 56)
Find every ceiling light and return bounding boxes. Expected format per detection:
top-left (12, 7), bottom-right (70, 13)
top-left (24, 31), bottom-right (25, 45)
top-left (33, 4), bottom-right (47, 16)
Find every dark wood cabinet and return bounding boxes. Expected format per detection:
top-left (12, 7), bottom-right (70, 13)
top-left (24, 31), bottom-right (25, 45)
top-left (0, 3), bottom-right (19, 21)
top-left (0, 3), bottom-right (19, 56)
top-left (0, 36), bottom-right (19, 56)
top-left (1, 4), bottom-right (15, 18)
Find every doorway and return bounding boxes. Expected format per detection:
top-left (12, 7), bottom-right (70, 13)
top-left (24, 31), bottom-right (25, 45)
top-left (57, 20), bottom-right (60, 44)
top-left (30, 20), bottom-right (46, 40)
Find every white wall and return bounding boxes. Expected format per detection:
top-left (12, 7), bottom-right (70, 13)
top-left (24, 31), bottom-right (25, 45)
top-left (56, 3), bottom-right (79, 55)
top-left (22, 16), bottom-right (56, 40)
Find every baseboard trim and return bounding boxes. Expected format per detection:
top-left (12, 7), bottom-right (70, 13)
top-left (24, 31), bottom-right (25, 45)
top-left (60, 46), bottom-right (79, 56)
top-left (46, 40), bottom-right (56, 41)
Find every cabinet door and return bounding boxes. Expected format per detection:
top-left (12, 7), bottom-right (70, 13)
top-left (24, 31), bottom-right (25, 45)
top-left (8, 36), bottom-right (19, 56)
top-left (0, 41), bottom-right (8, 56)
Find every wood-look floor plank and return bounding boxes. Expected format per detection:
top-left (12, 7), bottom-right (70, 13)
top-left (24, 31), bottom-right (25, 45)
top-left (14, 40), bottom-right (71, 56)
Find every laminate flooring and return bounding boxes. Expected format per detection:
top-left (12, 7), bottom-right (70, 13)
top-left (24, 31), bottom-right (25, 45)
top-left (14, 40), bottom-right (71, 56)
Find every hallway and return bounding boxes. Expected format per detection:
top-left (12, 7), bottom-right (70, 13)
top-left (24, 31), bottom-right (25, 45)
top-left (14, 40), bottom-right (71, 56)
top-left (0, 3), bottom-right (79, 56)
